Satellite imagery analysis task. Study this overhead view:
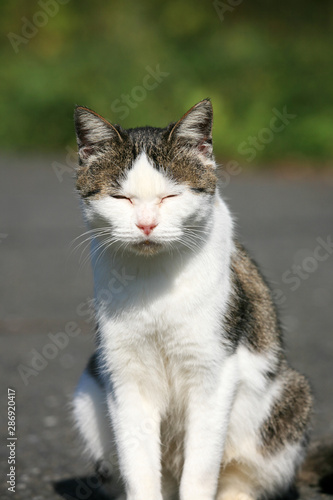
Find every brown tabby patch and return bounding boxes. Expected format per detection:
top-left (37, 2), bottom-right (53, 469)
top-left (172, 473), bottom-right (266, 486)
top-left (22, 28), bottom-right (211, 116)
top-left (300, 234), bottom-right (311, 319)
top-left (76, 125), bottom-right (217, 199)
top-left (260, 364), bottom-right (312, 455)
top-left (76, 137), bottom-right (134, 198)
top-left (224, 241), bottom-right (284, 361)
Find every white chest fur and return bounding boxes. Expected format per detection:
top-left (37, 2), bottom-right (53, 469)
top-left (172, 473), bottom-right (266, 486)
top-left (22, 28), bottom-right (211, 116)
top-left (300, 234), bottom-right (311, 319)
top-left (92, 198), bottom-right (233, 411)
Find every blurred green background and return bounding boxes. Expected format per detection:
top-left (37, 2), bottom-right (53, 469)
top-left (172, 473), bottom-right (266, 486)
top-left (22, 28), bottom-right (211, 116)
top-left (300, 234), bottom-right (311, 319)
top-left (1, 0), bottom-right (333, 166)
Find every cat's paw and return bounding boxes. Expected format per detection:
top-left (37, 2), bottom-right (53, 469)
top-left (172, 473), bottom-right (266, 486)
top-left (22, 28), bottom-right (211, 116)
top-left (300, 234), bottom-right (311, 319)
top-left (95, 459), bottom-right (113, 482)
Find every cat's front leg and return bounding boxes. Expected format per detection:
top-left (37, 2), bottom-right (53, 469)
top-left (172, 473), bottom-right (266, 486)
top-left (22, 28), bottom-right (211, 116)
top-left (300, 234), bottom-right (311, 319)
top-left (106, 382), bottom-right (162, 500)
top-left (180, 355), bottom-right (238, 500)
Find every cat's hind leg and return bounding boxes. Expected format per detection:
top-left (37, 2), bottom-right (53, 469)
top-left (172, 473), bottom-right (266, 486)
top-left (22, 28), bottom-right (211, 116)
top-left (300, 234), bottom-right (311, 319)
top-left (216, 460), bottom-right (257, 500)
top-left (217, 367), bottom-right (312, 500)
top-left (72, 356), bottom-right (124, 499)
top-left (217, 440), bottom-right (304, 500)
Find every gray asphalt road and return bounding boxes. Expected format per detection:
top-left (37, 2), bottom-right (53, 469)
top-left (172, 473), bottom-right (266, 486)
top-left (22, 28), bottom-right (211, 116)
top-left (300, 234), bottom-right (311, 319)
top-left (0, 154), bottom-right (332, 499)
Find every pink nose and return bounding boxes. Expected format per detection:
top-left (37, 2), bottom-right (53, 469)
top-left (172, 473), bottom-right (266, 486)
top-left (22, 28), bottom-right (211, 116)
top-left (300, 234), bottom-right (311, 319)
top-left (136, 223), bottom-right (157, 236)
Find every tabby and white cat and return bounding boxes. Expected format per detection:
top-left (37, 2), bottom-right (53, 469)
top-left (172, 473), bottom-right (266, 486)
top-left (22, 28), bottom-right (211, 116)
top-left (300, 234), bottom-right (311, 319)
top-left (72, 100), bottom-right (312, 500)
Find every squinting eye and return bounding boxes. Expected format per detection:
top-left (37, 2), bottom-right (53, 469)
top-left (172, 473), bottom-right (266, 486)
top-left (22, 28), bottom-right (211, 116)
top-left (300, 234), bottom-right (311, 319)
top-left (161, 194), bottom-right (178, 201)
top-left (111, 195), bottom-right (132, 203)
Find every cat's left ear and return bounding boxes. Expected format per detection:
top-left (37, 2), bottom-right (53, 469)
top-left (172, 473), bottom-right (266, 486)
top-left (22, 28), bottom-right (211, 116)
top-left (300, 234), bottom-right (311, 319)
top-left (74, 106), bottom-right (123, 161)
top-left (168, 99), bottom-right (213, 158)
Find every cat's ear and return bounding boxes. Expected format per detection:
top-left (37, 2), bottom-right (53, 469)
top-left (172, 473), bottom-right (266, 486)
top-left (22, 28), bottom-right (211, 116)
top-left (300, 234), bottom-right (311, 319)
top-left (74, 106), bottom-right (123, 161)
top-left (168, 99), bottom-right (213, 157)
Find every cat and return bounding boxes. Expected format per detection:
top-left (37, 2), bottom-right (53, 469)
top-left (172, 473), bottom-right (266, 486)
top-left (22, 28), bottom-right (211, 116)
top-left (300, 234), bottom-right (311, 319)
top-left (72, 99), bottom-right (312, 500)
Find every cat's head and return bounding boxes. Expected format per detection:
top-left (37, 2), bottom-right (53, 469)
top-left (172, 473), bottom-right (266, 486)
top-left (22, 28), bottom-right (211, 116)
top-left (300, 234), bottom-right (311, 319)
top-left (74, 99), bottom-right (218, 257)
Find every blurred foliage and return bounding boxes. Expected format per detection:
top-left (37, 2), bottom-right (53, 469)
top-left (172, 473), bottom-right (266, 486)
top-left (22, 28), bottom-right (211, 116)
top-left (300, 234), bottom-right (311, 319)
top-left (1, 0), bottom-right (333, 165)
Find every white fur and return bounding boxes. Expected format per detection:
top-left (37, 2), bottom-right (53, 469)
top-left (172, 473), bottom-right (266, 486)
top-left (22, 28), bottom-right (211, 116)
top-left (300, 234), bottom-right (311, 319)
top-left (73, 153), bottom-right (300, 500)
top-left (122, 153), bottom-right (180, 201)
top-left (73, 370), bottom-right (111, 462)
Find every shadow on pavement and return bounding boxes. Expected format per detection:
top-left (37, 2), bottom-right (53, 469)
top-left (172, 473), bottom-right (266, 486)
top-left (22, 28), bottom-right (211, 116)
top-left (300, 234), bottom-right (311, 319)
top-left (53, 441), bottom-right (333, 500)
top-left (54, 475), bottom-right (107, 500)
top-left (297, 438), bottom-right (333, 498)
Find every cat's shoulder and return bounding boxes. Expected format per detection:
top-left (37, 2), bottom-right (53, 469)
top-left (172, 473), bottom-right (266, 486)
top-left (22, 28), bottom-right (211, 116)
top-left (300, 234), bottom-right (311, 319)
top-left (230, 239), bottom-right (275, 303)
top-left (224, 239), bottom-right (284, 354)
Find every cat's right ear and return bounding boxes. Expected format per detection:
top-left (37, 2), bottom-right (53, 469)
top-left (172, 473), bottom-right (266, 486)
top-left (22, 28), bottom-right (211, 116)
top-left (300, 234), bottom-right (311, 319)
top-left (74, 106), bottom-right (123, 161)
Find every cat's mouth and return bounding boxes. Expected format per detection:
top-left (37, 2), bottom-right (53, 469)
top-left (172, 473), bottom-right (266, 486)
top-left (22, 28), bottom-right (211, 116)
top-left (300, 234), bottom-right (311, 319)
top-left (131, 240), bottom-right (163, 256)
